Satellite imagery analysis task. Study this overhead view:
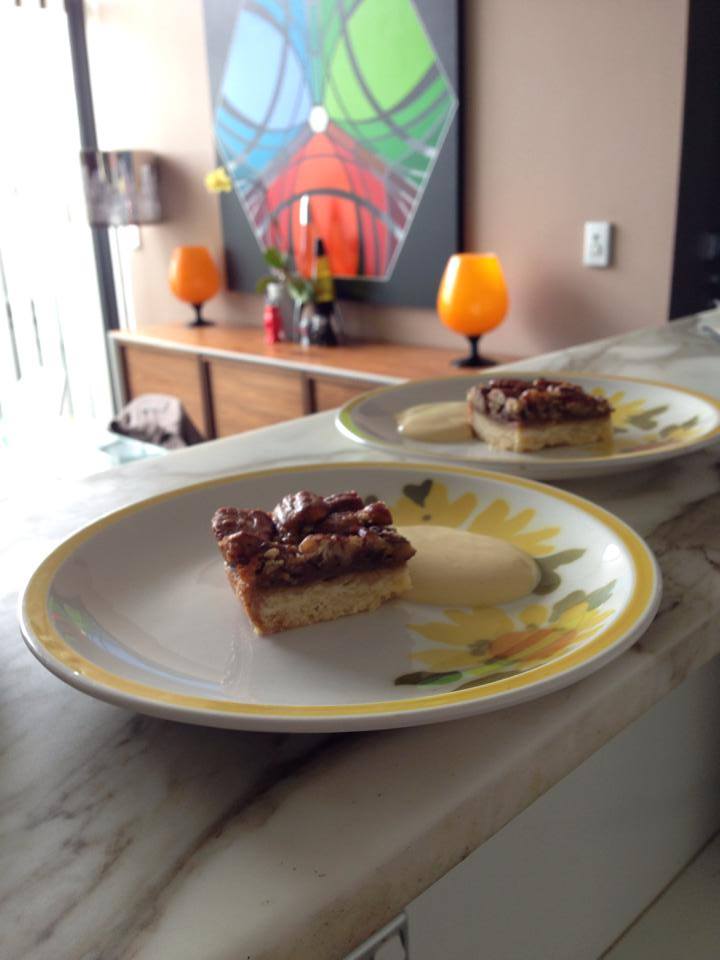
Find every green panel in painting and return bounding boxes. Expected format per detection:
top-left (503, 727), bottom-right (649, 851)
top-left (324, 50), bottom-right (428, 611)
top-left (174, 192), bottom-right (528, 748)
top-left (325, 38), bottom-right (375, 121)
top-left (392, 75), bottom-right (446, 126)
top-left (346, 0), bottom-right (435, 111)
top-left (399, 149), bottom-right (433, 174)
top-left (330, 119), bottom-right (420, 167)
top-left (406, 102), bottom-right (449, 145)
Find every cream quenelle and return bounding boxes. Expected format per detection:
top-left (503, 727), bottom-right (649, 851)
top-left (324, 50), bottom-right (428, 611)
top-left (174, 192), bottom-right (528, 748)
top-left (396, 525), bottom-right (539, 606)
top-left (396, 402), bottom-right (473, 443)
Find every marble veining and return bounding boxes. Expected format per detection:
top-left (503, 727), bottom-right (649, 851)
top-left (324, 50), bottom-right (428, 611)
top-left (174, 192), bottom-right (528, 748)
top-left (1, 315), bottom-right (720, 959)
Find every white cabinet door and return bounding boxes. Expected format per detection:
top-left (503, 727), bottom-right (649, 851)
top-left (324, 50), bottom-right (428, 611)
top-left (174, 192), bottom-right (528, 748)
top-left (402, 658), bottom-right (720, 960)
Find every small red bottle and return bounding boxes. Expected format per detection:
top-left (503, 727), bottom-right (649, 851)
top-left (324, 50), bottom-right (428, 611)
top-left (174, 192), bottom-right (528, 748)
top-left (263, 282), bottom-right (283, 344)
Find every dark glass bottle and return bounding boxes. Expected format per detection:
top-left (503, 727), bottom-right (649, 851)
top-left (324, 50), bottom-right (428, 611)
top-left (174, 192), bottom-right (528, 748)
top-left (301, 238), bottom-right (341, 346)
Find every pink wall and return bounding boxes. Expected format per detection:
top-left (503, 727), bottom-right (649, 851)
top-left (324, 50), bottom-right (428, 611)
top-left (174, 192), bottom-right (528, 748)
top-left (465, 0), bottom-right (689, 356)
top-left (87, 0), bottom-right (689, 358)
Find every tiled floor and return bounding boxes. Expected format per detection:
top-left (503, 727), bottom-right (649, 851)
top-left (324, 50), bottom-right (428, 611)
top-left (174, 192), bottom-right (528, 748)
top-left (604, 832), bottom-right (720, 959)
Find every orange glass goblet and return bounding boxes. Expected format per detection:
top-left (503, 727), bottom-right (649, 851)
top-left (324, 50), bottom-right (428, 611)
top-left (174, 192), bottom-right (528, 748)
top-left (169, 246), bottom-right (221, 327)
top-left (437, 253), bottom-right (509, 367)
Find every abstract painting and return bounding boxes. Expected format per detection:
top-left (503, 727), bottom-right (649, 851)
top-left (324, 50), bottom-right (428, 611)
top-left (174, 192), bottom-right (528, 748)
top-left (203, 0), bottom-right (460, 306)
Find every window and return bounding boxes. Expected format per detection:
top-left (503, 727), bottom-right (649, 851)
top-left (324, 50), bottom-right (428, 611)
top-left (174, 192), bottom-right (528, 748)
top-left (0, 0), bottom-right (114, 435)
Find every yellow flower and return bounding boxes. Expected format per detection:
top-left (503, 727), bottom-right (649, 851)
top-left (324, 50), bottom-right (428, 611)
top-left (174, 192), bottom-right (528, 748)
top-left (411, 606), bottom-right (514, 646)
top-left (661, 425), bottom-right (700, 443)
top-left (613, 434), bottom-right (661, 452)
top-left (391, 480), bottom-right (477, 527)
top-left (555, 601), bottom-right (613, 640)
top-left (520, 604), bottom-right (548, 627)
top-left (410, 606), bottom-right (514, 671)
top-left (659, 417), bottom-right (701, 444)
top-left (593, 389), bottom-right (646, 430)
top-left (613, 418), bottom-right (701, 452)
top-left (205, 166), bottom-right (233, 193)
top-left (406, 599), bottom-right (613, 675)
top-left (413, 647), bottom-right (485, 672)
top-left (593, 389), bottom-right (668, 433)
top-left (391, 482), bottom-right (559, 556)
top-left (468, 498), bottom-right (559, 556)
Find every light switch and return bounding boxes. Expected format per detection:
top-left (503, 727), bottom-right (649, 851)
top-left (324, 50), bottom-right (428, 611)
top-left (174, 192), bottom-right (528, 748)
top-left (123, 224), bottom-right (142, 251)
top-left (583, 221), bottom-right (612, 268)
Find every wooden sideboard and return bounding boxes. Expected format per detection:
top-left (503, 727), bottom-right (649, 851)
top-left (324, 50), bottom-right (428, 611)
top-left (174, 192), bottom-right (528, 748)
top-left (109, 325), bottom-right (515, 440)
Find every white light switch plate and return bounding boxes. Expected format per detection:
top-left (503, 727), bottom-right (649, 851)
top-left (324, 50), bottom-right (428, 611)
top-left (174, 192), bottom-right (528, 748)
top-left (123, 224), bottom-right (142, 251)
top-left (583, 221), bottom-right (612, 267)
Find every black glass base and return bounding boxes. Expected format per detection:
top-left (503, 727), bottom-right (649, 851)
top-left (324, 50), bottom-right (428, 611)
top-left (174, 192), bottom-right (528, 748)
top-left (452, 335), bottom-right (495, 367)
top-left (452, 353), bottom-right (496, 368)
top-left (189, 302), bottom-right (214, 327)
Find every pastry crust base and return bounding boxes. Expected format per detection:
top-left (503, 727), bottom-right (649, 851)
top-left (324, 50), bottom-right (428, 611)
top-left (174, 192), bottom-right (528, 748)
top-left (226, 565), bottom-right (412, 635)
top-left (470, 410), bottom-right (613, 453)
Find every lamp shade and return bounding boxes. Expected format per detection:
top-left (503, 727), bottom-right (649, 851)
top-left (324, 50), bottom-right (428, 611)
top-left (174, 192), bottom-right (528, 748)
top-left (169, 247), bottom-right (221, 305)
top-left (80, 150), bottom-right (161, 226)
top-left (437, 253), bottom-right (508, 337)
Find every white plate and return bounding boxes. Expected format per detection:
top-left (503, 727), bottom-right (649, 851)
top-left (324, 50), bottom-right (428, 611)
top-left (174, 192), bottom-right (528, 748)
top-left (19, 462), bottom-right (660, 732)
top-left (336, 373), bottom-right (720, 478)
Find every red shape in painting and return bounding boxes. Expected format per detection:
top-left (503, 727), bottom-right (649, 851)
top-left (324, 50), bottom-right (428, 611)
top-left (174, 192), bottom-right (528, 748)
top-left (264, 126), bottom-right (391, 278)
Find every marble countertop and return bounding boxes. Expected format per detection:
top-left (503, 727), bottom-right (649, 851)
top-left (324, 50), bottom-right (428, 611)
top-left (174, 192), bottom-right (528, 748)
top-left (3, 315), bottom-right (720, 960)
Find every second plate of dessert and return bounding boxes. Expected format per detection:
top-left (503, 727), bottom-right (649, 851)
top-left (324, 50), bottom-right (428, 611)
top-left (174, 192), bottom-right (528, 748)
top-left (336, 372), bottom-right (720, 478)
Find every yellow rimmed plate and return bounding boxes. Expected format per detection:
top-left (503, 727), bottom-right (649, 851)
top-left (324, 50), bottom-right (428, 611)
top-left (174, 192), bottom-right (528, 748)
top-left (19, 462), bottom-right (661, 732)
top-left (336, 373), bottom-right (720, 478)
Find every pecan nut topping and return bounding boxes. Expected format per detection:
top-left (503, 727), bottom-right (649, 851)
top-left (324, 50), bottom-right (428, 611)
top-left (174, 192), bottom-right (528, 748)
top-left (212, 490), bottom-right (414, 588)
top-left (468, 378), bottom-right (611, 424)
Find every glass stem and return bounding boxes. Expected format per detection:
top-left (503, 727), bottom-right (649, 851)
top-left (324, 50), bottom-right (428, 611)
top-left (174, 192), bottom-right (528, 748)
top-left (189, 303), bottom-right (214, 327)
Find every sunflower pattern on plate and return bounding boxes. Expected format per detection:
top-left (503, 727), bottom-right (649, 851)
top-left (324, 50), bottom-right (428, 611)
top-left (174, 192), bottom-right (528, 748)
top-left (391, 477), bottom-right (478, 528)
top-left (396, 588), bottom-right (614, 691)
top-left (391, 480), bottom-right (559, 556)
top-left (591, 388), bottom-right (703, 452)
top-left (390, 479), bottom-right (616, 691)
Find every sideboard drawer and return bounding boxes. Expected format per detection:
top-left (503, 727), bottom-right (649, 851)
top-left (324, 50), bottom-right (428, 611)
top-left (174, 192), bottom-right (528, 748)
top-left (210, 359), bottom-right (306, 437)
top-left (121, 344), bottom-right (207, 437)
top-left (311, 375), bottom-right (378, 412)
